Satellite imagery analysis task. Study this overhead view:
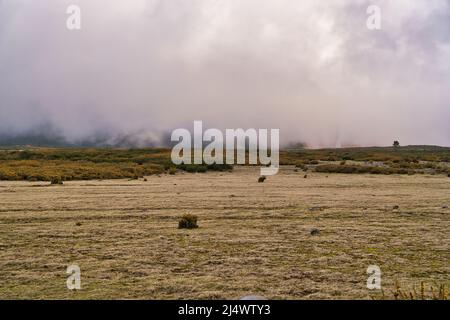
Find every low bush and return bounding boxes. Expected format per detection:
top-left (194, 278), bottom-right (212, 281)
top-left (176, 163), bottom-right (232, 173)
top-left (295, 163), bottom-right (307, 170)
top-left (315, 164), bottom-right (415, 175)
top-left (50, 177), bottom-right (63, 185)
top-left (178, 214), bottom-right (199, 229)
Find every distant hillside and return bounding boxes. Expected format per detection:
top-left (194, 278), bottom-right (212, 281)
top-left (0, 132), bottom-right (164, 148)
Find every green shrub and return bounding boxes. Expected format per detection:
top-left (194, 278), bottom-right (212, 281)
top-left (178, 214), bottom-right (199, 229)
top-left (177, 163), bottom-right (232, 173)
top-left (18, 151), bottom-right (35, 160)
top-left (314, 164), bottom-right (414, 175)
top-left (342, 155), bottom-right (354, 161)
top-left (50, 177), bottom-right (63, 185)
top-left (206, 163), bottom-right (233, 172)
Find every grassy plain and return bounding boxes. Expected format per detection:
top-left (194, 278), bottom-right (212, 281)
top-left (0, 167), bottom-right (448, 299)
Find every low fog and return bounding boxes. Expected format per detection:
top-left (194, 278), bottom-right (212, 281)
top-left (0, 0), bottom-right (449, 147)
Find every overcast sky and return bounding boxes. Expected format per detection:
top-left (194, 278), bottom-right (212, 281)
top-left (0, 0), bottom-right (449, 147)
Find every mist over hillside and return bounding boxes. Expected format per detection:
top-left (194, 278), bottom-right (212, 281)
top-left (0, 126), bottom-right (168, 148)
top-left (1, 1), bottom-right (449, 147)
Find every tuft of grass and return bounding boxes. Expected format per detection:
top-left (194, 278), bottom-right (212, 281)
top-left (178, 214), bottom-right (199, 229)
top-left (374, 281), bottom-right (448, 300)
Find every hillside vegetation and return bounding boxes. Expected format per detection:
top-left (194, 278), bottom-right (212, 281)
top-left (0, 148), bottom-right (231, 181)
top-left (0, 146), bottom-right (448, 181)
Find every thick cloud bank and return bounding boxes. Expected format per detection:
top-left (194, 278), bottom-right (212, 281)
top-left (0, 0), bottom-right (449, 147)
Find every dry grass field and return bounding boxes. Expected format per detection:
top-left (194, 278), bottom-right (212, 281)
top-left (0, 166), bottom-right (449, 299)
